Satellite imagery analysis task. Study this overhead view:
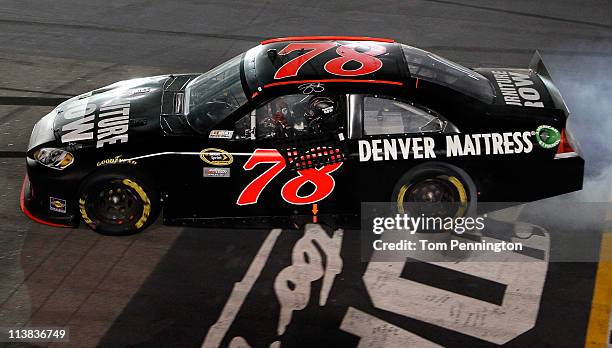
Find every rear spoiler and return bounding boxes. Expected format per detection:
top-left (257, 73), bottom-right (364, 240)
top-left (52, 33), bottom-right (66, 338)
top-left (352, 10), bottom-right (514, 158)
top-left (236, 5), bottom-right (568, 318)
top-left (529, 51), bottom-right (570, 116)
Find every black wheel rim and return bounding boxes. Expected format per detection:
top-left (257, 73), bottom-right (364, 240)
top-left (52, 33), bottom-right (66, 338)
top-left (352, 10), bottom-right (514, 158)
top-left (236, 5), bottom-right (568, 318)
top-left (88, 180), bottom-right (143, 226)
top-left (406, 178), bottom-right (459, 203)
top-left (400, 177), bottom-right (463, 218)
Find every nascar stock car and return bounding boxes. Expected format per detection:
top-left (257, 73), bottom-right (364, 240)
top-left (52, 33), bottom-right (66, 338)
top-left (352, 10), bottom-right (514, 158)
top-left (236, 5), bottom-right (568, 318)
top-left (21, 36), bottom-right (583, 235)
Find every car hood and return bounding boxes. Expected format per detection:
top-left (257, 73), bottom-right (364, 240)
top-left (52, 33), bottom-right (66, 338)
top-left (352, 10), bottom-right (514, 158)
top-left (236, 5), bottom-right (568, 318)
top-left (52, 75), bottom-right (170, 148)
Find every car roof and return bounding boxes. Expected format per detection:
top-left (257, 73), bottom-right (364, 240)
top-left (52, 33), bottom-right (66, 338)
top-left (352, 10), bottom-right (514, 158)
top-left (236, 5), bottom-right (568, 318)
top-left (246, 36), bottom-right (410, 97)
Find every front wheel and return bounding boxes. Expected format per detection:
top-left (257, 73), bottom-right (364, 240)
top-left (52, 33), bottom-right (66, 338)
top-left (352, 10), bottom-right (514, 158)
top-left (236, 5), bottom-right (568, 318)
top-left (78, 172), bottom-right (159, 235)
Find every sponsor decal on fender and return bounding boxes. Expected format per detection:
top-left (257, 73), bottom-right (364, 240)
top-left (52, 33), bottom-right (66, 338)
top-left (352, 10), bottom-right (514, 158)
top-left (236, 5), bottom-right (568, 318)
top-left (492, 70), bottom-right (544, 107)
top-left (358, 131), bottom-right (535, 162)
top-left (96, 155), bottom-right (137, 167)
top-left (49, 197), bottom-right (66, 213)
top-left (203, 167), bottom-right (231, 178)
top-left (209, 130), bottom-right (234, 139)
top-left (200, 148), bottom-right (233, 166)
top-left (535, 125), bottom-right (561, 149)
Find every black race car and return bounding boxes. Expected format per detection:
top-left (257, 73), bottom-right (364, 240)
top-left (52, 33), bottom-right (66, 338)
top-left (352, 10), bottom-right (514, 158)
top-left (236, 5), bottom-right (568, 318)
top-left (21, 36), bottom-right (583, 235)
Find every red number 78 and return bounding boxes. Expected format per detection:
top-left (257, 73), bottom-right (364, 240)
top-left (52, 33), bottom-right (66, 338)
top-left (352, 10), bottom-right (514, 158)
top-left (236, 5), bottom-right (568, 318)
top-left (273, 42), bottom-right (386, 79)
top-left (237, 149), bottom-right (342, 206)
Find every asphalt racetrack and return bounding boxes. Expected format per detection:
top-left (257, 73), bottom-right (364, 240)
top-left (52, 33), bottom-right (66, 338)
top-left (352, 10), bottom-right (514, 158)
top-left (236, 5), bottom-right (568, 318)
top-left (0, 1), bottom-right (611, 347)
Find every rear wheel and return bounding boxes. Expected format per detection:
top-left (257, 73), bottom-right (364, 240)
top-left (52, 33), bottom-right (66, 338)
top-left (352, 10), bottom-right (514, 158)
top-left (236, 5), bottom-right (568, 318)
top-left (78, 172), bottom-right (159, 235)
top-left (392, 164), bottom-right (476, 218)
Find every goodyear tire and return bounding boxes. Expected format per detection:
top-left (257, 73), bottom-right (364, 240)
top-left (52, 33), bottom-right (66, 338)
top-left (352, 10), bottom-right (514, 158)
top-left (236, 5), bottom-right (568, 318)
top-left (392, 163), bottom-right (477, 218)
top-left (78, 171), bottom-right (159, 235)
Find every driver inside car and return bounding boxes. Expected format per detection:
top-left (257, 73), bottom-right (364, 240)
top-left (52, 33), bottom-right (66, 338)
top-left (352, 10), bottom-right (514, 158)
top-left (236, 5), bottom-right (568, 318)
top-left (260, 97), bottom-right (295, 138)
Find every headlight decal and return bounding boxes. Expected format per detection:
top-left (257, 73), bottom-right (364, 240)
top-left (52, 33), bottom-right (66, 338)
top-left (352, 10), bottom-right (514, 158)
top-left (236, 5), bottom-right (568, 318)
top-left (33, 148), bottom-right (75, 170)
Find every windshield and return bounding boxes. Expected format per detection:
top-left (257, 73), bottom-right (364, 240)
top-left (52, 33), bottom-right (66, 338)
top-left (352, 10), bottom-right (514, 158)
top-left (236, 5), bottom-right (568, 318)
top-left (401, 45), bottom-right (494, 103)
top-left (184, 54), bottom-right (248, 133)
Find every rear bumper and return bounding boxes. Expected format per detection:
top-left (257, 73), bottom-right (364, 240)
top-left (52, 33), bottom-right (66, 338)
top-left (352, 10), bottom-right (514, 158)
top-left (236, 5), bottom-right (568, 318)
top-left (20, 175), bottom-right (77, 228)
top-left (473, 155), bottom-right (584, 202)
top-left (545, 155), bottom-right (585, 196)
top-left (517, 155), bottom-right (584, 201)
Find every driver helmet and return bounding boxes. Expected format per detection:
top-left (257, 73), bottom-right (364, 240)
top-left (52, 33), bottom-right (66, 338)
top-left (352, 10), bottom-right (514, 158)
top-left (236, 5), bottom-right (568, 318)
top-left (305, 97), bottom-right (336, 128)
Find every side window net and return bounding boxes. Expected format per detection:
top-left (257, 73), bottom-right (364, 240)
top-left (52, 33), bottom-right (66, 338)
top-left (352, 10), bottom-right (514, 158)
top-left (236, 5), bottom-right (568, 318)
top-left (233, 112), bottom-right (254, 140)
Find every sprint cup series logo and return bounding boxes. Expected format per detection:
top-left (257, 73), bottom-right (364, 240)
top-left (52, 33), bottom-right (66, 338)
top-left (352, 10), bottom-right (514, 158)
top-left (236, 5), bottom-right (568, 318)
top-left (199, 148), bottom-right (233, 166)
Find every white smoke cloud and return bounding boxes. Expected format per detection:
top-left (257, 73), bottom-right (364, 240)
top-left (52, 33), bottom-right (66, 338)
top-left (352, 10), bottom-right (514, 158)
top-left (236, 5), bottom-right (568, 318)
top-left (543, 49), bottom-right (612, 202)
